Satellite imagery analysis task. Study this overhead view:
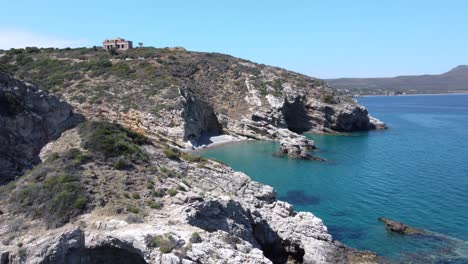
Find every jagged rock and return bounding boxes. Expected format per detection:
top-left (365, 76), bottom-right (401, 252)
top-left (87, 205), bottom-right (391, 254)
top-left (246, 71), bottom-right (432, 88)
top-left (279, 136), bottom-right (325, 161)
top-left (0, 123), bottom-right (380, 264)
top-left (0, 49), bottom-right (386, 264)
top-left (0, 72), bottom-right (84, 183)
top-left (378, 217), bottom-right (425, 235)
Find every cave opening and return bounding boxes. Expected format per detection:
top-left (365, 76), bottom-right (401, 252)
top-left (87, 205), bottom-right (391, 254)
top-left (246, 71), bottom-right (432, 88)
top-left (182, 94), bottom-right (223, 144)
top-left (281, 97), bottom-right (312, 134)
top-left (252, 222), bottom-right (305, 264)
top-left (64, 246), bottom-right (147, 264)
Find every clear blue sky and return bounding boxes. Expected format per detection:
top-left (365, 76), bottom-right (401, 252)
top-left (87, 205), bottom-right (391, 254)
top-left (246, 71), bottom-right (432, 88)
top-left (1, 0), bottom-right (467, 78)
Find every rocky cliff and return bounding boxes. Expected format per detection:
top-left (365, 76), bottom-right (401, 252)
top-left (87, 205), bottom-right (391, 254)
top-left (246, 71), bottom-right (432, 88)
top-left (0, 47), bottom-right (384, 159)
top-left (0, 72), bottom-right (83, 184)
top-left (0, 48), bottom-right (386, 263)
top-left (0, 121), bottom-right (379, 264)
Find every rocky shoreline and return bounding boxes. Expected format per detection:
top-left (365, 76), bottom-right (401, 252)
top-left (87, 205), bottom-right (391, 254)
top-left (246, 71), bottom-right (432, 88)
top-left (0, 47), bottom-right (386, 263)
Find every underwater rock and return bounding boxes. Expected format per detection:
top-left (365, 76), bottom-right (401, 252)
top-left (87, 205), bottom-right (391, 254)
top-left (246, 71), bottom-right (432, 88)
top-left (378, 217), bottom-right (425, 235)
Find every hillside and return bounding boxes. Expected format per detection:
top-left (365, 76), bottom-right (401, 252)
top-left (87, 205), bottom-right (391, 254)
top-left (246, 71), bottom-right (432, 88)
top-left (0, 71), bottom-right (381, 263)
top-left (326, 65), bottom-right (468, 95)
top-left (0, 47), bottom-right (383, 156)
top-left (0, 47), bottom-right (384, 263)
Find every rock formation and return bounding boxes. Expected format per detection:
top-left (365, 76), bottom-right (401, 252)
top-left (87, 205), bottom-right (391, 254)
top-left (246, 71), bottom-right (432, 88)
top-left (0, 123), bottom-right (380, 263)
top-left (0, 48), bottom-right (385, 159)
top-left (0, 72), bottom-right (84, 184)
top-left (0, 49), bottom-right (387, 263)
top-left (378, 217), bottom-right (425, 236)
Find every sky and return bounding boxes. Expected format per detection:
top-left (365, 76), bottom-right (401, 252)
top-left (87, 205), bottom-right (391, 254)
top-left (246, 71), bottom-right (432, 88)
top-left (0, 0), bottom-right (467, 78)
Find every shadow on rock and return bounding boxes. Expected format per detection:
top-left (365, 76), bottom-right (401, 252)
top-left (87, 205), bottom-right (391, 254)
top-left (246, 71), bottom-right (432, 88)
top-left (187, 199), bottom-right (305, 264)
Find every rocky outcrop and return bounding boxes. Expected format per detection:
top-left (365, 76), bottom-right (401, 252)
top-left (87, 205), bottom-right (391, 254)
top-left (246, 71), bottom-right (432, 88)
top-left (378, 217), bottom-right (425, 235)
top-left (1, 48), bottom-right (385, 159)
top-left (0, 48), bottom-right (387, 263)
top-left (279, 137), bottom-right (325, 161)
top-left (0, 127), bottom-right (380, 264)
top-left (0, 72), bottom-right (83, 183)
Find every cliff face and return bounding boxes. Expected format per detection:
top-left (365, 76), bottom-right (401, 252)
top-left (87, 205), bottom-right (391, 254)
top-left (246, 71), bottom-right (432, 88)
top-left (0, 49), bottom-right (385, 263)
top-left (0, 72), bottom-right (83, 183)
top-left (0, 47), bottom-right (384, 157)
top-left (0, 122), bottom-right (379, 264)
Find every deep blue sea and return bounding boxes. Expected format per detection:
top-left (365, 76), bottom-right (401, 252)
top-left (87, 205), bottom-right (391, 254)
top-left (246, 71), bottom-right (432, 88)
top-left (201, 94), bottom-right (468, 263)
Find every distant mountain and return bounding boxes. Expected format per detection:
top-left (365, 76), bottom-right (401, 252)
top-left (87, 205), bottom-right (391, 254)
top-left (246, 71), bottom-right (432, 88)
top-left (326, 65), bottom-right (468, 95)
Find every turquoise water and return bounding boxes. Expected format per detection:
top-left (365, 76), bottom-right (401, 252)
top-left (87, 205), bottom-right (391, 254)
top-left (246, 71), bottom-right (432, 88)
top-left (201, 94), bottom-right (468, 263)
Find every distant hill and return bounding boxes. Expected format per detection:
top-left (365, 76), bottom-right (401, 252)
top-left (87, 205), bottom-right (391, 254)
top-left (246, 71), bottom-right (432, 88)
top-left (326, 65), bottom-right (468, 95)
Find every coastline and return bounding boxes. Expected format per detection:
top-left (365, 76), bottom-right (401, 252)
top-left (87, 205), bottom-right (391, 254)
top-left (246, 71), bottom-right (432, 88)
top-left (187, 134), bottom-right (254, 153)
top-left (356, 92), bottom-right (468, 98)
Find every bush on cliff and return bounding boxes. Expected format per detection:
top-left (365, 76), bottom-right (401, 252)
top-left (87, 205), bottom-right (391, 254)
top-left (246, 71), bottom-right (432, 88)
top-left (8, 151), bottom-right (90, 228)
top-left (163, 148), bottom-right (180, 160)
top-left (78, 121), bottom-right (150, 162)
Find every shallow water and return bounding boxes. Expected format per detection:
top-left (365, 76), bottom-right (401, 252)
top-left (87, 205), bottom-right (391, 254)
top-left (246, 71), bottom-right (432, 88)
top-left (201, 94), bottom-right (468, 262)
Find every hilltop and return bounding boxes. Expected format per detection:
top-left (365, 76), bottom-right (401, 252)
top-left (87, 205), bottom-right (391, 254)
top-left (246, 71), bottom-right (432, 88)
top-left (326, 65), bottom-right (468, 95)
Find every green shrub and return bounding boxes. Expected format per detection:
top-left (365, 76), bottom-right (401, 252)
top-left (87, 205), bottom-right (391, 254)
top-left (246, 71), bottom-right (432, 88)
top-left (189, 232), bottom-right (202, 243)
top-left (65, 148), bottom-right (92, 167)
top-left (148, 200), bottom-right (163, 209)
top-left (167, 189), bottom-right (178, 197)
top-left (123, 193), bottom-right (130, 199)
top-left (12, 173), bottom-right (88, 227)
top-left (160, 167), bottom-right (179, 178)
top-left (151, 188), bottom-right (165, 197)
top-left (145, 234), bottom-right (178, 253)
top-left (132, 193), bottom-right (141, 199)
top-left (111, 62), bottom-right (135, 79)
top-left (147, 179), bottom-right (155, 189)
top-left (113, 157), bottom-right (133, 170)
top-left (79, 121), bottom-right (149, 160)
top-left (181, 152), bottom-right (206, 163)
top-left (73, 197), bottom-right (87, 209)
top-left (127, 206), bottom-right (140, 214)
top-left (163, 148), bottom-right (180, 160)
top-left (322, 94), bottom-right (336, 104)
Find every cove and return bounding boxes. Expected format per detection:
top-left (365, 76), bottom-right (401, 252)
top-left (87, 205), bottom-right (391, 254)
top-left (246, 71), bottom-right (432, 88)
top-left (202, 94), bottom-right (468, 262)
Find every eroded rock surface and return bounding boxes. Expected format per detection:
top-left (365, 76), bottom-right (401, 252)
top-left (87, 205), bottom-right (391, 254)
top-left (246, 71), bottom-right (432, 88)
top-left (0, 123), bottom-right (380, 264)
top-left (0, 72), bottom-right (83, 183)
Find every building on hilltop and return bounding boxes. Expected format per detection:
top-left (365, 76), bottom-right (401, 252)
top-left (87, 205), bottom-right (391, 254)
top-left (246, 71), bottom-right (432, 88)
top-left (103, 38), bottom-right (133, 50)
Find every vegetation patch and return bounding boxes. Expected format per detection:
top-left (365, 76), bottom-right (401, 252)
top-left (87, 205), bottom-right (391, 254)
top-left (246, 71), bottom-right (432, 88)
top-left (113, 156), bottom-right (133, 170)
top-left (167, 189), bottom-right (178, 197)
top-left (190, 232), bottom-right (202, 243)
top-left (10, 171), bottom-right (88, 227)
top-left (79, 121), bottom-right (150, 162)
top-left (180, 152), bottom-right (207, 163)
top-left (145, 234), bottom-right (179, 253)
top-left (147, 200), bottom-right (163, 209)
top-left (5, 147), bottom-right (94, 227)
top-left (163, 148), bottom-right (180, 160)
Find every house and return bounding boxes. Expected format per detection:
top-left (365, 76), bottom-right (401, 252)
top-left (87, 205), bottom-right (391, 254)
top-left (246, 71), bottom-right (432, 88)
top-left (103, 38), bottom-right (133, 50)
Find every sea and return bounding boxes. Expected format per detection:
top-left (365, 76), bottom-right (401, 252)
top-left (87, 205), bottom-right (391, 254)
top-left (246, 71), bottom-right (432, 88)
top-left (201, 94), bottom-right (468, 263)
